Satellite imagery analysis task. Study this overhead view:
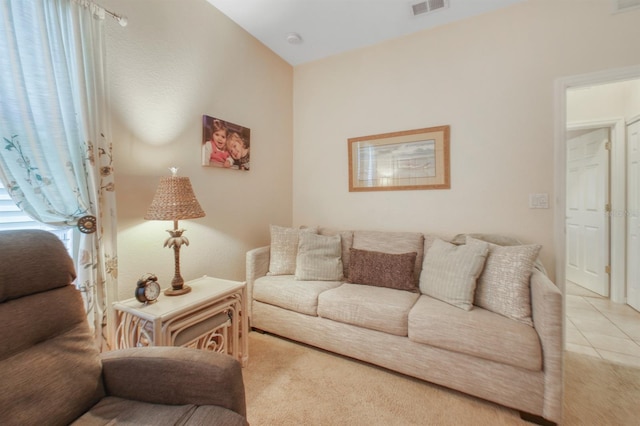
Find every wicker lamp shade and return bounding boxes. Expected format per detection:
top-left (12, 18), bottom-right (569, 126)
top-left (144, 176), bottom-right (205, 221)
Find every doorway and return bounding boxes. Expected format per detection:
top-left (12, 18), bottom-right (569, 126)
top-left (565, 127), bottom-right (610, 298)
top-left (556, 66), bottom-right (640, 367)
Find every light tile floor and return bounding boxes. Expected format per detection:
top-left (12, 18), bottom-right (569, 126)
top-left (565, 281), bottom-right (640, 368)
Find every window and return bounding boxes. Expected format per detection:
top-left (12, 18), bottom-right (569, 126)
top-left (0, 180), bottom-right (74, 254)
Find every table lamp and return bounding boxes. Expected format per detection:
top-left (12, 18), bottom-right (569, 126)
top-left (144, 167), bottom-right (205, 296)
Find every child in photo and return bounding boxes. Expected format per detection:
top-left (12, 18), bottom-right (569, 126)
top-left (202, 119), bottom-right (233, 167)
top-left (227, 130), bottom-right (250, 170)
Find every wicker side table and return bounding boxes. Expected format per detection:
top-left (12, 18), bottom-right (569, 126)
top-left (114, 275), bottom-right (248, 366)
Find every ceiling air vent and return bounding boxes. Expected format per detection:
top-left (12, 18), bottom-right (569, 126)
top-left (612, 0), bottom-right (640, 13)
top-left (411, 0), bottom-right (449, 17)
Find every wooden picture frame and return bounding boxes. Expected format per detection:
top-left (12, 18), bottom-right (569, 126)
top-left (348, 125), bottom-right (450, 192)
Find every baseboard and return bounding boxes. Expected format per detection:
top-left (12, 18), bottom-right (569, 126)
top-left (519, 411), bottom-right (556, 426)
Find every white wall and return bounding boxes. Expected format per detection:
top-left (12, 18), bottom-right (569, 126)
top-left (568, 80), bottom-right (640, 123)
top-left (104, 0), bottom-right (293, 299)
top-left (292, 0), bottom-right (640, 277)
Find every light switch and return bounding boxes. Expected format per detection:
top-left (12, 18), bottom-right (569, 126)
top-left (529, 193), bottom-right (549, 209)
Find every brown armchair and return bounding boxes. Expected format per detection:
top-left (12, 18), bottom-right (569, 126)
top-left (0, 230), bottom-right (248, 426)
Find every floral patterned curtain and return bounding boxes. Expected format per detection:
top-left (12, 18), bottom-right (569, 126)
top-left (0, 0), bottom-right (117, 349)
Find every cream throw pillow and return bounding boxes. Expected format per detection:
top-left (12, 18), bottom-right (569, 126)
top-left (419, 238), bottom-right (489, 310)
top-left (295, 233), bottom-right (344, 281)
top-left (268, 225), bottom-right (317, 275)
top-left (470, 236), bottom-right (541, 326)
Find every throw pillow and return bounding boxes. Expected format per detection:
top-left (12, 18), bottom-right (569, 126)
top-left (451, 233), bottom-right (548, 276)
top-left (295, 233), bottom-right (344, 281)
top-left (352, 230), bottom-right (424, 286)
top-left (470, 236), bottom-right (542, 326)
top-left (348, 248), bottom-right (417, 291)
top-left (268, 225), bottom-right (317, 275)
top-left (419, 238), bottom-right (489, 310)
top-left (319, 228), bottom-right (353, 277)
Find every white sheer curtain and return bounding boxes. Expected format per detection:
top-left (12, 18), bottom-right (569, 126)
top-left (0, 0), bottom-right (117, 349)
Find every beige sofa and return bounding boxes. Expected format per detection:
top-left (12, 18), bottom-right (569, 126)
top-left (246, 227), bottom-right (563, 425)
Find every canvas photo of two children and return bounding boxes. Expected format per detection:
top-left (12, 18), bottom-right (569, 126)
top-left (201, 114), bottom-right (250, 171)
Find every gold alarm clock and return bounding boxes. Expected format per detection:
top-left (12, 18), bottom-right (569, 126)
top-left (135, 273), bottom-right (161, 303)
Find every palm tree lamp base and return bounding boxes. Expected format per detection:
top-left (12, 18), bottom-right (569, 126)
top-left (163, 225), bottom-right (191, 297)
top-left (165, 285), bottom-right (191, 296)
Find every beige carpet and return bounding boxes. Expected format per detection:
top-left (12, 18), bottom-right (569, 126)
top-left (242, 332), bottom-right (640, 425)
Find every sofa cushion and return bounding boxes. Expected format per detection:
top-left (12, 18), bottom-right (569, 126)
top-left (408, 295), bottom-right (542, 371)
top-left (419, 238), bottom-right (489, 310)
top-left (0, 286), bottom-right (105, 425)
top-left (72, 397), bottom-right (194, 425)
top-left (72, 396), bottom-right (247, 425)
top-left (295, 233), bottom-right (344, 281)
top-left (450, 233), bottom-right (523, 247)
top-left (352, 230), bottom-right (425, 286)
top-left (268, 225), bottom-right (317, 275)
top-left (317, 283), bottom-right (420, 336)
top-left (187, 405), bottom-right (249, 425)
top-left (470, 237), bottom-right (541, 326)
top-left (348, 248), bottom-right (417, 291)
top-left (319, 227), bottom-right (354, 277)
top-left (253, 275), bottom-right (341, 316)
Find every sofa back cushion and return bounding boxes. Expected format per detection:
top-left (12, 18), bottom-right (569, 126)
top-left (352, 230), bottom-right (425, 285)
top-left (0, 230), bottom-right (105, 425)
top-left (0, 229), bottom-right (76, 303)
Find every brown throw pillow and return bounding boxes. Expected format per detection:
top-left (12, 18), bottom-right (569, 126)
top-left (348, 248), bottom-right (417, 291)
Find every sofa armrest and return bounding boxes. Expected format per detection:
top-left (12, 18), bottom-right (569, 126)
top-left (100, 347), bottom-right (246, 417)
top-left (246, 245), bottom-right (270, 320)
top-left (530, 268), bottom-right (563, 424)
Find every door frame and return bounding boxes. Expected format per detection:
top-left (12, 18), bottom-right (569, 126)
top-left (554, 65), bottom-right (640, 310)
top-left (566, 119), bottom-right (625, 301)
top-left (626, 116), bottom-right (640, 311)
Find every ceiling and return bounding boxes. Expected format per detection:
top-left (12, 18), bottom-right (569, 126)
top-left (206, 0), bottom-right (527, 66)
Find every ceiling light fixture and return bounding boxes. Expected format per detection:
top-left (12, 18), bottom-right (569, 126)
top-left (286, 32), bottom-right (303, 45)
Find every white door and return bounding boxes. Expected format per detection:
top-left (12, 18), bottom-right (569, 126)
top-left (566, 128), bottom-right (610, 296)
top-left (627, 120), bottom-right (640, 312)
